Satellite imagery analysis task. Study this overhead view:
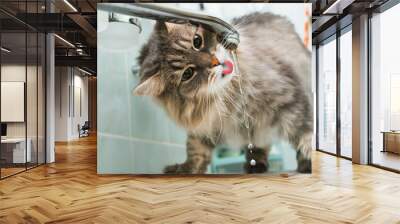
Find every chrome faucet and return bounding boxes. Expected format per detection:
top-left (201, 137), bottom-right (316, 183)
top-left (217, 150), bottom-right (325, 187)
top-left (97, 3), bottom-right (240, 50)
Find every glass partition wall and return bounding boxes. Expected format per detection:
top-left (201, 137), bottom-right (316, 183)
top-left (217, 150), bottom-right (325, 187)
top-left (0, 2), bottom-right (46, 179)
top-left (370, 3), bottom-right (400, 172)
top-left (339, 27), bottom-right (352, 159)
top-left (316, 26), bottom-right (352, 159)
top-left (0, 30), bottom-right (27, 177)
top-left (317, 35), bottom-right (337, 155)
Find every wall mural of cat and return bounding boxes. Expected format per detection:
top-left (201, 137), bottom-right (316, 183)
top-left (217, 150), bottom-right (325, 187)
top-left (133, 12), bottom-right (312, 174)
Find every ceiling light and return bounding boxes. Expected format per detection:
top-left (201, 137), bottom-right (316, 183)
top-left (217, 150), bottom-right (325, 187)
top-left (63, 0), bottom-right (78, 12)
top-left (76, 48), bottom-right (85, 55)
top-left (78, 67), bottom-right (93, 76)
top-left (323, 0), bottom-right (355, 15)
top-left (54, 34), bottom-right (75, 48)
top-left (1, 47), bottom-right (11, 53)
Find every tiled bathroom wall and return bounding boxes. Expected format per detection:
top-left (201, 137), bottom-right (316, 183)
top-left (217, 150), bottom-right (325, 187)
top-left (97, 11), bottom-right (187, 174)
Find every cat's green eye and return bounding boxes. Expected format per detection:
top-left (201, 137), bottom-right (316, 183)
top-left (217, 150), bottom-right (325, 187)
top-left (181, 67), bottom-right (194, 82)
top-left (193, 34), bottom-right (203, 50)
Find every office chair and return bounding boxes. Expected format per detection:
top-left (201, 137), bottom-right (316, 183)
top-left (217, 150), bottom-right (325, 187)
top-left (79, 121), bottom-right (90, 138)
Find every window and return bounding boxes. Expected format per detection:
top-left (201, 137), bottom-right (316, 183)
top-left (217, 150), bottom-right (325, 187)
top-left (317, 37), bottom-right (337, 154)
top-left (340, 29), bottom-right (352, 158)
top-left (370, 3), bottom-right (400, 171)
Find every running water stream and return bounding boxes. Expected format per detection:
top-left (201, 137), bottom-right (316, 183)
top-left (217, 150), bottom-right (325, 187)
top-left (231, 50), bottom-right (256, 166)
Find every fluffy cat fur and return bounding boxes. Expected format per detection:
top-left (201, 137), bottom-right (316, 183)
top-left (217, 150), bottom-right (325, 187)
top-left (134, 12), bottom-right (312, 174)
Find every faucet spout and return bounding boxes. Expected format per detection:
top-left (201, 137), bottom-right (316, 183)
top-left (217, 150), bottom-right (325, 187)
top-left (97, 3), bottom-right (240, 50)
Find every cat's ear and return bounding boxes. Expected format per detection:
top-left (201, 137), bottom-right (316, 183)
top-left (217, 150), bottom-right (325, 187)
top-left (133, 74), bottom-right (164, 96)
top-left (165, 22), bottom-right (177, 33)
top-left (155, 21), bottom-right (176, 34)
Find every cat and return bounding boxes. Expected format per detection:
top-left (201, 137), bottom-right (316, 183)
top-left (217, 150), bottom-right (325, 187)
top-left (134, 12), bottom-right (312, 174)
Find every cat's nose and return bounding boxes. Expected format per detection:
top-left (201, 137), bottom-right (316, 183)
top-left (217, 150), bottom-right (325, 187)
top-left (210, 55), bottom-right (220, 67)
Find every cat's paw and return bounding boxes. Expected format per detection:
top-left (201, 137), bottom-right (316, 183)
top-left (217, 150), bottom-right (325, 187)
top-left (163, 163), bottom-right (191, 174)
top-left (244, 161), bottom-right (268, 174)
top-left (297, 159), bottom-right (311, 173)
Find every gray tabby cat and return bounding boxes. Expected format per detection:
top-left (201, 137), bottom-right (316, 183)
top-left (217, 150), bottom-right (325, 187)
top-left (134, 12), bottom-right (312, 174)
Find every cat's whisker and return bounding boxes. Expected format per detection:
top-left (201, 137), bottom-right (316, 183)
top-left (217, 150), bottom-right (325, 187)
top-left (212, 74), bottom-right (218, 84)
top-left (222, 90), bottom-right (244, 123)
top-left (228, 50), bottom-right (258, 127)
top-left (208, 72), bottom-right (213, 83)
top-left (230, 74), bottom-right (255, 121)
top-left (225, 95), bottom-right (243, 113)
top-left (219, 34), bottom-right (228, 47)
top-left (211, 92), bottom-right (224, 143)
top-left (220, 33), bottom-right (231, 49)
top-left (207, 96), bottom-right (213, 127)
top-left (206, 77), bottom-right (213, 116)
top-left (206, 72), bottom-right (215, 120)
top-left (220, 95), bottom-right (242, 124)
top-left (204, 96), bottom-right (210, 118)
top-left (221, 87), bottom-right (243, 112)
top-left (204, 86), bottom-right (211, 120)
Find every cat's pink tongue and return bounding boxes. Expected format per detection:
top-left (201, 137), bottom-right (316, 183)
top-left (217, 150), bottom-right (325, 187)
top-left (222, 60), bottom-right (233, 76)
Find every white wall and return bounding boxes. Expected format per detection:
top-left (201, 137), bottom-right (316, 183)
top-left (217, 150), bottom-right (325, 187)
top-left (1, 65), bottom-right (26, 138)
top-left (1, 63), bottom-right (46, 164)
top-left (71, 73), bottom-right (89, 138)
top-left (55, 66), bottom-right (69, 141)
top-left (55, 67), bottom-right (89, 141)
top-left (1, 65), bottom-right (39, 138)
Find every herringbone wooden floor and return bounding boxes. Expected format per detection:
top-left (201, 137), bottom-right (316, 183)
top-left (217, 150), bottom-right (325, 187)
top-left (1, 135), bottom-right (400, 224)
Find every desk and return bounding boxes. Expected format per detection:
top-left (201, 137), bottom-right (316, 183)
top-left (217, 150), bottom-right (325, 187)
top-left (382, 131), bottom-right (400, 155)
top-left (1, 138), bottom-right (31, 163)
